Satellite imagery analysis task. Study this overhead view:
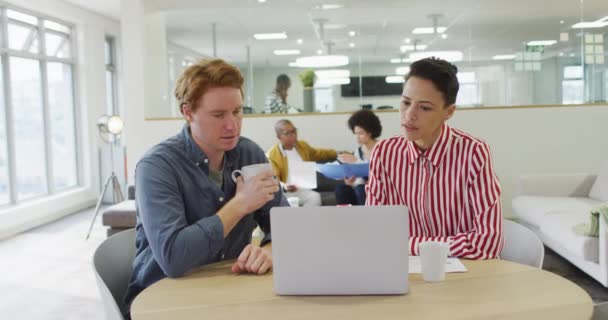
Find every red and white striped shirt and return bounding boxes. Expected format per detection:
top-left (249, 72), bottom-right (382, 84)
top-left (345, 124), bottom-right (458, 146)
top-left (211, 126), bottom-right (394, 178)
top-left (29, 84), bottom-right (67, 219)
top-left (366, 124), bottom-right (503, 259)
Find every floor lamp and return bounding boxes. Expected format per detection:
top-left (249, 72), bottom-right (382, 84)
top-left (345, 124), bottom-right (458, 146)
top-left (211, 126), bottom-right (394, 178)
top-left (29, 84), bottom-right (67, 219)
top-left (86, 115), bottom-right (124, 240)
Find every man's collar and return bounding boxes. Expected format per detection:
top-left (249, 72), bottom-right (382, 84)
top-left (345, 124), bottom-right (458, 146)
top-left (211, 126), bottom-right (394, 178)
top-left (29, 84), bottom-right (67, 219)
top-left (182, 124), bottom-right (240, 167)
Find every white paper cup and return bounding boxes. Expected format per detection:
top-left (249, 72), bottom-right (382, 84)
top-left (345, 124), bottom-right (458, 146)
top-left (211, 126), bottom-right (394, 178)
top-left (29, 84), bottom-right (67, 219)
top-left (287, 197), bottom-right (300, 207)
top-left (419, 241), bottom-right (449, 282)
top-left (231, 163), bottom-right (272, 183)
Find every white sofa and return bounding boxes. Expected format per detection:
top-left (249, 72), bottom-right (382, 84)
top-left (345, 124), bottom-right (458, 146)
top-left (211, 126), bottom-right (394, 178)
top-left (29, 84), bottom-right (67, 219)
top-left (512, 163), bottom-right (608, 286)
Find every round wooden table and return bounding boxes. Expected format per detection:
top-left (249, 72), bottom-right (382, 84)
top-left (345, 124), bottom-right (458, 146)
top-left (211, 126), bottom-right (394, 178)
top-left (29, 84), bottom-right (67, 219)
top-left (131, 259), bottom-right (593, 320)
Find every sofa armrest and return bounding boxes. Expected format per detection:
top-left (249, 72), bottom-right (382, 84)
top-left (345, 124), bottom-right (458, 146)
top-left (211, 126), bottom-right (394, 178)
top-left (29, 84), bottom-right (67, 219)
top-left (516, 173), bottom-right (597, 197)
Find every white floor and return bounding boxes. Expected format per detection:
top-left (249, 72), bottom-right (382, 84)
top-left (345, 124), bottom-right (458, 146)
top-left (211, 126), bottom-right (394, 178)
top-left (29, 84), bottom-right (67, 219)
top-left (0, 206), bottom-right (106, 320)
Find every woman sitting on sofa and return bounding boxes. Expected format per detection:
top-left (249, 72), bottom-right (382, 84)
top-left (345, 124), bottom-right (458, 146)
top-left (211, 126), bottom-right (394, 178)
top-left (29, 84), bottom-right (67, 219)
top-left (335, 109), bottom-right (382, 205)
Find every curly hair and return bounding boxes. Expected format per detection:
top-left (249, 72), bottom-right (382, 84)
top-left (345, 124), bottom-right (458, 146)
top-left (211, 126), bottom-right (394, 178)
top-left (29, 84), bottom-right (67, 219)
top-left (175, 58), bottom-right (244, 114)
top-left (347, 110), bottom-right (382, 139)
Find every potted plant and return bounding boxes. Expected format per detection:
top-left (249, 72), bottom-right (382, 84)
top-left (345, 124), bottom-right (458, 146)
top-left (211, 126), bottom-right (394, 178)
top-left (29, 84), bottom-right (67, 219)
top-left (299, 70), bottom-right (315, 112)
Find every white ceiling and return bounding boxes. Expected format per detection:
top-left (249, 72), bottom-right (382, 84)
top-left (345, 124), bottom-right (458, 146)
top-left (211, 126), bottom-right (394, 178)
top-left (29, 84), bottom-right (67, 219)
top-left (61, 0), bottom-right (608, 66)
top-left (62, 0), bottom-right (121, 19)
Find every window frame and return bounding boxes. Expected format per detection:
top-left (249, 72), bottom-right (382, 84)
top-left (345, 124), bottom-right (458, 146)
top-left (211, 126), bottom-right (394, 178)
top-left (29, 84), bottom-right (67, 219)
top-left (0, 4), bottom-right (80, 207)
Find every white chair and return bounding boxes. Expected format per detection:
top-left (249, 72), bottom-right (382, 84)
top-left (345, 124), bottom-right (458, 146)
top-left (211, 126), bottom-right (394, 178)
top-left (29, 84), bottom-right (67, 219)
top-left (93, 228), bottom-right (136, 320)
top-left (501, 219), bottom-right (545, 268)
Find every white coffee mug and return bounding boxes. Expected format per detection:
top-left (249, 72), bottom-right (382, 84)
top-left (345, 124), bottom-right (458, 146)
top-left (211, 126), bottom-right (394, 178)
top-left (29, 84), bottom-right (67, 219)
top-left (231, 163), bottom-right (273, 183)
top-left (418, 241), bottom-right (449, 282)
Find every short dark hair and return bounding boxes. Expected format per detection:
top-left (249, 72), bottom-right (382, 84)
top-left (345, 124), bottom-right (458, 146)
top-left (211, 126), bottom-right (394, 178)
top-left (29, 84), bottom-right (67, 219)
top-left (347, 110), bottom-right (382, 139)
top-left (405, 57), bottom-right (459, 106)
top-left (276, 74), bottom-right (291, 86)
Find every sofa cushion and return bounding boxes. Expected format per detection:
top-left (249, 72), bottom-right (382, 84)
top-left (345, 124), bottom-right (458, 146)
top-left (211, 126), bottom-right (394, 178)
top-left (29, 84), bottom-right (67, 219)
top-left (539, 211), bottom-right (599, 263)
top-left (512, 196), bottom-right (601, 228)
top-left (589, 162), bottom-right (608, 202)
top-left (101, 200), bottom-right (137, 228)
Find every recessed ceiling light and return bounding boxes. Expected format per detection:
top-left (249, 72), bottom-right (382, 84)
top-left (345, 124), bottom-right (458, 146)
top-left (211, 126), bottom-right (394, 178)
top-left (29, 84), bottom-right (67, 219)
top-left (297, 38), bottom-right (303, 44)
top-left (441, 34), bottom-right (448, 39)
top-left (273, 49), bottom-right (301, 55)
top-left (258, 0), bottom-right (266, 2)
top-left (558, 52), bottom-right (565, 57)
top-left (349, 42), bottom-right (355, 48)
top-left (409, 51), bottom-right (463, 62)
top-left (492, 54), bottom-right (515, 60)
top-left (527, 40), bottom-right (557, 46)
top-left (293, 55), bottom-right (349, 68)
top-left (390, 58), bottom-right (402, 63)
top-left (253, 32), bottom-right (287, 40)
top-left (325, 24), bottom-right (347, 30)
top-left (385, 76), bottom-right (405, 84)
top-left (412, 27), bottom-right (446, 34)
top-left (316, 77), bottom-right (350, 86)
top-left (317, 49), bottom-right (323, 55)
top-left (404, 38), bottom-right (411, 43)
top-left (395, 66), bottom-right (410, 75)
top-left (314, 4), bottom-right (343, 10)
top-left (348, 30), bottom-right (356, 37)
top-left (560, 20), bottom-right (564, 24)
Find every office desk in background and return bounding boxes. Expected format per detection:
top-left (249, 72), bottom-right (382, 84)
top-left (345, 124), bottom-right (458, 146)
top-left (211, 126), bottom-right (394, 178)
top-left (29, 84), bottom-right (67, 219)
top-left (131, 259), bottom-right (593, 320)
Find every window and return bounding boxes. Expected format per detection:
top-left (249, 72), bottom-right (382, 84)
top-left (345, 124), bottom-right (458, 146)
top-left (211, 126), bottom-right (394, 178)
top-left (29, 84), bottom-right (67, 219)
top-left (0, 6), bottom-right (78, 205)
top-left (456, 72), bottom-right (480, 106)
top-left (562, 66), bottom-right (584, 105)
top-left (105, 37), bottom-right (118, 115)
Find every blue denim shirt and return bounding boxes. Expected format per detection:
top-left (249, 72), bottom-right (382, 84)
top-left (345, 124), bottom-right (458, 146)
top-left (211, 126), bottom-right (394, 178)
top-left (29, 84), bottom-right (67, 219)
top-left (124, 125), bottom-right (287, 313)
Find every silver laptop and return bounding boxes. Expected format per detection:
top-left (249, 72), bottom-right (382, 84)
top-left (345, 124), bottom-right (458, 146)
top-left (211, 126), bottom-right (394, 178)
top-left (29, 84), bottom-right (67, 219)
top-left (270, 205), bottom-right (409, 295)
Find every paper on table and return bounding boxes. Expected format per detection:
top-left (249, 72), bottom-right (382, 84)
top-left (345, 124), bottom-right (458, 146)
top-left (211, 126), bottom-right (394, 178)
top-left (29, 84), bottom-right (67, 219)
top-left (316, 163), bottom-right (370, 180)
top-left (288, 161), bottom-right (317, 189)
top-left (408, 256), bottom-right (468, 273)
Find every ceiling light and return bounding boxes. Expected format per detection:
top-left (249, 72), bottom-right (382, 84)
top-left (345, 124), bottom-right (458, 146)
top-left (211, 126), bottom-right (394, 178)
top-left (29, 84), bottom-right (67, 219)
top-left (400, 44), bottom-right (428, 52)
top-left (409, 51), bottom-right (463, 62)
top-left (558, 52), bottom-right (565, 57)
top-left (317, 49), bottom-right (323, 55)
top-left (315, 69), bottom-right (350, 79)
top-left (349, 42), bottom-right (355, 48)
top-left (571, 21), bottom-right (608, 29)
top-left (325, 24), bottom-right (347, 30)
top-left (492, 54), bottom-right (515, 60)
top-left (395, 66), bottom-right (410, 75)
top-left (254, 32), bottom-right (287, 40)
top-left (293, 55), bottom-right (349, 68)
top-left (390, 58), bottom-right (402, 63)
top-left (404, 38), bottom-right (411, 44)
top-left (527, 40), bottom-right (557, 46)
top-left (385, 76), bottom-right (405, 84)
top-left (349, 30), bottom-right (356, 37)
top-left (297, 38), bottom-right (303, 44)
top-left (257, 0), bottom-right (266, 3)
top-left (316, 77), bottom-right (350, 86)
top-left (288, 62), bottom-right (298, 67)
top-left (273, 49), bottom-right (300, 55)
top-left (441, 34), bottom-right (448, 39)
top-left (314, 4), bottom-right (343, 10)
top-left (560, 20), bottom-right (564, 24)
top-left (412, 27), bottom-right (446, 34)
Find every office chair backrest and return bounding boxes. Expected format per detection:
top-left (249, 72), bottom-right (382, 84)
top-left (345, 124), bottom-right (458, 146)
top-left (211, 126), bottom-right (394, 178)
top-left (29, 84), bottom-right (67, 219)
top-left (93, 228), bottom-right (136, 320)
top-left (376, 105), bottom-right (394, 110)
top-left (501, 219), bottom-right (544, 268)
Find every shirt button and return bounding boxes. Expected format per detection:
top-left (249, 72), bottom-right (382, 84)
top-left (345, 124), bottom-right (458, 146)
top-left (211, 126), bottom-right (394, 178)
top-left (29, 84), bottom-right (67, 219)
top-left (204, 159), bottom-right (209, 164)
top-left (219, 197), bottom-right (224, 202)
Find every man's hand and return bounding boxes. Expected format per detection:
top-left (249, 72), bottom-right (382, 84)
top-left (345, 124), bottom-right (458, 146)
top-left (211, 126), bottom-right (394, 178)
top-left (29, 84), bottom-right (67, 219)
top-left (338, 153), bottom-right (357, 164)
top-left (231, 244), bottom-right (272, 274)
top-left (285, 184), bottom-right (298, 193)
top-left (234, 170), bottom-right (279, 214)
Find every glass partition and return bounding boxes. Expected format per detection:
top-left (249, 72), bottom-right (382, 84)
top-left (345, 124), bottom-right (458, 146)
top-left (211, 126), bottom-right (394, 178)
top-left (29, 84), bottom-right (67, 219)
top-left (143, 0), bottom-right (607, 118)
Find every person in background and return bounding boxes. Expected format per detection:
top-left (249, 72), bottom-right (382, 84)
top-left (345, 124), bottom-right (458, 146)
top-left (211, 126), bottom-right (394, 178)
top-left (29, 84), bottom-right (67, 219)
top-left (124, 58), bottom-right (287, 318)
top-left (335, 109), bottom-right (382, 205)
top-left (366, 57), bottom-right (503, 259)
top-left (264, 74), bottom-right (298, 114)
top-left (267, 119), bottom-right (338, 206)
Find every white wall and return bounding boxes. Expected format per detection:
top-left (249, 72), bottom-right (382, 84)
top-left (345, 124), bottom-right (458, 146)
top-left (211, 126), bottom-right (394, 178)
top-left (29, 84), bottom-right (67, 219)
top-left (124, 105), bottom-right (608, 219)
top-left (0, 0), bottom-right (120, 239)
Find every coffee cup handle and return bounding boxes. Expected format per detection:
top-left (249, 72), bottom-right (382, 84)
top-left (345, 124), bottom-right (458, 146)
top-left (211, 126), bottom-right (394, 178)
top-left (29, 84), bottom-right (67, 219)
top-left (231, 170), bottom-right (242, 183)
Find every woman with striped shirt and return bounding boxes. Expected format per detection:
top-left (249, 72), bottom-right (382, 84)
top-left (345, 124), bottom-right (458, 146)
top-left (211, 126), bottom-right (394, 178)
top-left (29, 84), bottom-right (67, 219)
top-left (366, 57), bottom-right (503, 259)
